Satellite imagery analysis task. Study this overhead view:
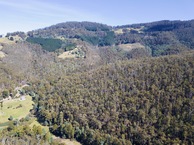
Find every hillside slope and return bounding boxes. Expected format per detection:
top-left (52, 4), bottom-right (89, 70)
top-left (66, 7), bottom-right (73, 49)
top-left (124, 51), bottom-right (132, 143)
top-left (0, 20), bottom-right (194, 145)
top-left (25, 20), bottom-right (194, 57)
top-left (27, 51), bottom-right (194, 145)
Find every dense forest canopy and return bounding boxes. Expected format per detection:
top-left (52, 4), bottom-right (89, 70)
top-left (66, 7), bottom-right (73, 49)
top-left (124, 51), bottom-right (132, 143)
top-left (0, 20), bottom-right (194, 144)
top-left (26, 51), bottom-right (193, 145)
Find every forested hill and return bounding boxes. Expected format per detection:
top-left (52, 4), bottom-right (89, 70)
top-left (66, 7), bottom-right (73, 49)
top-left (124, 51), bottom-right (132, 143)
top-left (6, 20), bottom-right (193, 57)
top-left (114, 20), bottom-right (194, 56)
top-left (28, 21), bottom-right (111, 38)
top-left (4, 20), bottom-right (194, 58)
top-left (0, 20), bottom-right (194, 144)
top-left (27, 22), bottom-right (113, 47)
top-left (27, 51), bottom-right (194, 145)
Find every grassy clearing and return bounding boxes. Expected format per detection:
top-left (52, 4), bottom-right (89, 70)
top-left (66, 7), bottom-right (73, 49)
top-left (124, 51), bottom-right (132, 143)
top-left (114, 26), bottom-right (144, 34)
top-left (0, 92), bottom-right (81, 144)
top-left (58, 50), bottom-right (76, 59)
top-left (0, 35), bottom-right (23, 45)
top-left (125, 27), bottom-right (144, 33)
top-left (58, 47), bottom-right (85, 59)
top-left (114, 29), bottom-right (123, 34)
top-left (53, 137), bottom-right (82, 145)
top-left (0, 95), bottom-right (34, 129)
top-left (0, 51), bottom-right (5, 58)
top-left (118, 43), bottom-right (145, 51)
top-left (0, 38), bottom-right (15, 44)
top-left (62, 139), bottom-right (82, 145)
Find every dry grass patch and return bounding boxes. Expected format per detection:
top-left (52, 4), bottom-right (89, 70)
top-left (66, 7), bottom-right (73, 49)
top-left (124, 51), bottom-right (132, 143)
top-left (118, 43), bottom-right (145, 51)
top-left (114, 26), bottom-right (144, 34)
top-left (63, 139), bottom-right (82, 145)
top-left (0, 38), bottom-right (15, 44)
top-left (114, 29), bottom-right (123, 34)
top-left (58, 47), bottom-right (85, 59)
top-left (53, 137), bottom-right (82, 145)
top-left (0, 35), bottom-right (24, 45)
top-left (0, 51), bottom-right (5, 58)
top-left (126, 26), bottom-right (144, 33)
top-left (58, 51), bottom-right (76, 59)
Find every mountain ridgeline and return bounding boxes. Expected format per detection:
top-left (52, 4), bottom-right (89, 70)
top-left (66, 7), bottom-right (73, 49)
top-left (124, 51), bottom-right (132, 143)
top-left (0, 20), bottom-right (194, 144)
top-left (25, 20), bottom-right (194, 55)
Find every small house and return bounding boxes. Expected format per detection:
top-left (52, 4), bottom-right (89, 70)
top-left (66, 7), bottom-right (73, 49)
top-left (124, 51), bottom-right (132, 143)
top-left (20, 96), bottom-right (26, 101)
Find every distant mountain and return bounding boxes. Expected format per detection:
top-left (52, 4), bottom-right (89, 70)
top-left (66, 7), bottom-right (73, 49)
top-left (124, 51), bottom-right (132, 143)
top-left (27, 21), bottom-right (113, 46)
top-left (1, 20), bottom-right (194, 64)
top-left (5, 20), bottom-right (193, 57)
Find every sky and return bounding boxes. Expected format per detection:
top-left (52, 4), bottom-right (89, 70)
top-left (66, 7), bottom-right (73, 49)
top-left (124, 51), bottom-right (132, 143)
top-left (0, 0), bottom-right (194, 34)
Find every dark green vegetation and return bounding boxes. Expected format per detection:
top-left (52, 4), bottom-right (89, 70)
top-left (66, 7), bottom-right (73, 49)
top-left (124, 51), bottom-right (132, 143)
top-left (26, 37), bottom-right (63, 52)
top-left (26, 37), bottom-right (77, 52)
top-left (78, 31), bottom-right (115, 46)
top-left (0, 20), bottom-right (194, 144)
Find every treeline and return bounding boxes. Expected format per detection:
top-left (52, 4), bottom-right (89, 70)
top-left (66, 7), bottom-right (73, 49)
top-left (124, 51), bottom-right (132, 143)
top-left (24, 51), bottom-right (194, 145)
top-left (5, 31), bottom-right (26, 40)
top-left (0, 122), bottom-right (57, 145)
top-left (27, 22), bottom-right (111, 41)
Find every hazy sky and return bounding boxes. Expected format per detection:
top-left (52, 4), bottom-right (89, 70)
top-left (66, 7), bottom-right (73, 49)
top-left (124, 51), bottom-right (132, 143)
top-left (0, 0), bottom-right (194, 34)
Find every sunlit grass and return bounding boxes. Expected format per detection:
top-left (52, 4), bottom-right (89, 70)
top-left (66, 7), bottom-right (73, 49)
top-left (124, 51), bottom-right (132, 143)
top-left (0, 95), bottom-right (34, 129)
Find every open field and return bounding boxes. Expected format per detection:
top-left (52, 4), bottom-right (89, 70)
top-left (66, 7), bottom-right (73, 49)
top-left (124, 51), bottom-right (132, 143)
top-left (0, 95), bottom-right (34, 129)
top-left (58, 50), bottom-right (76, 59)
top-left (53, 137), bottom-right (82, 145)
top-left (0, 35), bottom-right (24, 45)
top-left (118, 43), bottom-right (145, 51)
top-left (59, 139), bottom-right (81, 145)
top-left (114, 28), bottom-right (124, 34)
top-left (0, 85), bottom-right (81, 144)
top-left (114, 26), bottom-right (144, 34)
top-left (58, 47), bottom-right (85, 59)
top-left (0, 38), bottom-right (15, 44)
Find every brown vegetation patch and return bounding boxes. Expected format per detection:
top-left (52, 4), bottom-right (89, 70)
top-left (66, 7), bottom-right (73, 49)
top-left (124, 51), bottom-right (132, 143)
top-left (118, 43), bottom-right (145, 51)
